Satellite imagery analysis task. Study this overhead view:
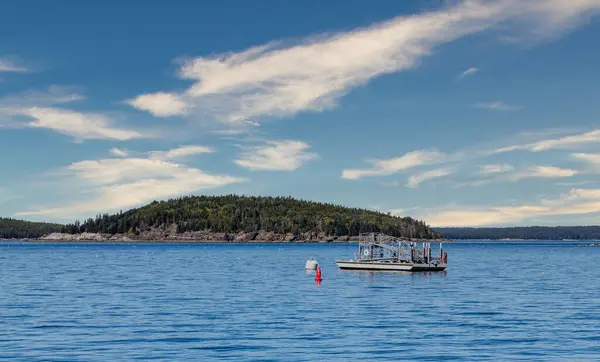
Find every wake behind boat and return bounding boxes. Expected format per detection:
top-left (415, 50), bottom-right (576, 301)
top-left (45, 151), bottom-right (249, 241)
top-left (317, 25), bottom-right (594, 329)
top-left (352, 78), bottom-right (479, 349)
top-left (336, 233), bottom-right (447, 272)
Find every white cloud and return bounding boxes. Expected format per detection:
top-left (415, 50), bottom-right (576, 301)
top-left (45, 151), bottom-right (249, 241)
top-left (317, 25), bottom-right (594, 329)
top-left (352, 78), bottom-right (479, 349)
top-left (572, 153), bottom-right (600, 164)
top-left (127, 0), bottom-right (600, 129)
top-left (342, 149), bottom-right (445, 180)
top-left (149, 145), bottom-right (214, 160)
top-left (235, 140), bottom-right (317, 171)
top-left (456, 165), bottom-right (577, 188)
top-left (531, 130), bottom-right (600, 151)
top-left (127, 92), bottom-right (187, 117)
top-left (66, 158), bottom-right (184, 185)
top-left (18, 107), bottom-right (144, 141)
top-left (110, 148), bottom-right (128, 157)
top-left (509, 165), bottom-right (578, 180)
top-left (0, 86), bottom-right (84, 108)
top-left (474, 101), bottom-right (522, 111)
top-left (0, 57), bottom-right (29, 73)
top-left (17, 148), bottom-right (246, 218)
top-left (556, 181), bottom-right (593, 187)
top-left (460, 66), bottom-right (479, 77)
top-left (424, 187), bottom-right (600, 227)
top-left (480, 164), bottom-right (514, 174)
top-left (407, 168), bottom-right (455, 188)
top-left (493, 129), bottom-right (600, 154)
top-left (0, 87), bottom-right (148, 141)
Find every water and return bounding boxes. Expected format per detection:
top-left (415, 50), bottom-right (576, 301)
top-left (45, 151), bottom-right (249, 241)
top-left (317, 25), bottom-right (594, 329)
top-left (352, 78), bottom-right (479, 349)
top-left (1, 241), bottom-right (599, 361)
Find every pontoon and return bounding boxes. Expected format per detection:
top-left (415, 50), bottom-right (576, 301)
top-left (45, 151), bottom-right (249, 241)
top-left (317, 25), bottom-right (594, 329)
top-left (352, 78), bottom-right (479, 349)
top-left (336, 233), bottom-right (447, 272)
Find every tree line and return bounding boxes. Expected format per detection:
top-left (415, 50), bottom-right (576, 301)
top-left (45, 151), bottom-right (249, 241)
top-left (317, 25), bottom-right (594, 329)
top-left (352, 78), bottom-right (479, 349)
top-left (435, 226), bottom-right (600, 240)
top-left (60, 195), bottom-right (441, 239)
top-left (0, 217), bottom-right (62, 239)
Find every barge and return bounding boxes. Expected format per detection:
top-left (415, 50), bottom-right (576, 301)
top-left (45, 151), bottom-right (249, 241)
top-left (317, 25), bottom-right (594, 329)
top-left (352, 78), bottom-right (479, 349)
top-left (336, 233), bottom-right (447, 272)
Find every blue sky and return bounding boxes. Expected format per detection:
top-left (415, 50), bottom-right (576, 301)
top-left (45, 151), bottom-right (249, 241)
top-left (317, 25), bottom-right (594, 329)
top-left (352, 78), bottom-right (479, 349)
top-left (2, 0), bottom-right (600, 227)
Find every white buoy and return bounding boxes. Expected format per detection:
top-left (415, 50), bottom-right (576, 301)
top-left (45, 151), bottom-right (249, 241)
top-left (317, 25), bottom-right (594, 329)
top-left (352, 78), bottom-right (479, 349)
top-left (305, 258), bottom-right (318, 270)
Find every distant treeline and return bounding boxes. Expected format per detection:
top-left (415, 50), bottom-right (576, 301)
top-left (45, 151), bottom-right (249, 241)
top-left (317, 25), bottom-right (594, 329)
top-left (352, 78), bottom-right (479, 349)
top-left (435, 226), bottom-right (600, 240)
top-left (60, 195), bottom-right (441, 239)
top-left (0, 217), bottom-right (63, 239)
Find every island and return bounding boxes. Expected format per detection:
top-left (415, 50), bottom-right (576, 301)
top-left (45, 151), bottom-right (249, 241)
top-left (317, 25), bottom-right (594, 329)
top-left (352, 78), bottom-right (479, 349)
top-left (1, 195), bottom-right (440, 242)
top-left (434, 226), bottom-right (600, 241)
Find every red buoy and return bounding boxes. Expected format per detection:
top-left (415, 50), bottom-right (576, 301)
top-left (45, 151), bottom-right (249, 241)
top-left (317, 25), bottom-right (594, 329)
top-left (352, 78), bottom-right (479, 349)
top-left (315, 266), bottom-right (322, 282)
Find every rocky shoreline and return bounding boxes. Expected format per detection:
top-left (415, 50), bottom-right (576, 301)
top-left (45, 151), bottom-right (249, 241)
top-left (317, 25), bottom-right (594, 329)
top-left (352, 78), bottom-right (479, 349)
top-left (23, 230), bottom-right (365, 243)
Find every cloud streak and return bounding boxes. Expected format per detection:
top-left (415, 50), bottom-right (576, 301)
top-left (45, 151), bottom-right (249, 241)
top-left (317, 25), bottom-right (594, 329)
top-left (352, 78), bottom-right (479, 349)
top-left (494, 129), bottom-right (600, 154)
top-left (235, 140), bottom-right (318, 171)
top-left (479, 164), bottom-right (514, 174)
top-left (423, 187), bottom-right (600, 227)
top-left (0, 87), bottom-right (146, 141)
top-left (17, 148), bottom-right (245, 218)
top-left (457, 165), bottom-right (578, 188)
top-left (110, 148), bottom-right (128, 157)
top-left (19, 107), bottom-right (144, 141)
top-left (460, 66), bottom-right (479, 77)
top-left (407, 167), bottom-right (455, 188)
top-left (342, 149), bottom-right (445, 180)
top-left (149, 145), bottom-right (214, 160)
top-left (127, 0), bottom-right (600, 131)
top-left (474, 101), bottom-right (522, 111)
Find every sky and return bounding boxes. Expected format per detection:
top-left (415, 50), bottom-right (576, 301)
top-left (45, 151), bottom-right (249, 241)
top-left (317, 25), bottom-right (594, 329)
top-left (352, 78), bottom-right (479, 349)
top-left (2, 0), bottom-right (600, 227)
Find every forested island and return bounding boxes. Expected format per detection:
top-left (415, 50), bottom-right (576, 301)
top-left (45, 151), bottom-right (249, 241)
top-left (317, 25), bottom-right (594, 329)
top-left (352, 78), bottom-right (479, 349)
top-left (435, 226), bottom-right (600, 240)
top-left (3, 196), bottom-right (600, 241)
top-left (2, 195), bottom-right (440, 242)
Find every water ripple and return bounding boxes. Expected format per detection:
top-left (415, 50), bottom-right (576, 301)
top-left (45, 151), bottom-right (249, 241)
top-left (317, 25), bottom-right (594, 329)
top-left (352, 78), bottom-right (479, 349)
top-left (0, 241), bottom-right (599, 361)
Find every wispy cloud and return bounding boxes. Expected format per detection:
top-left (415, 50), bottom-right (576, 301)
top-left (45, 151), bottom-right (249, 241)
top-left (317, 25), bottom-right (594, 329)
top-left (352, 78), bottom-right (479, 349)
top-left (458, 165), bottom-right (578, 188)
top-left (507, 166), bottom-right (578, 181)
top-left (342, 149), bottom-right (445, 180)
top-left (407, 167), bottom-right (455, 188)
top-left (0, 87), bottom-right (146, 141)
top-left (493, 129), bottom-right (600, 154)
top-left (531, 130), bottom-right (600, 151)
top-left (0, 86), bottom-right (85, 108)
top-left (479, 164), bottom-right (514, 174)
top-left (149, 145), bottom-right (214, 160)
top-left (126, 0), bottom-right (600, 132)
top-left (17, 107), bottom-right (144, 142)
top-left (0, 57), bottom-right (30, 73)
top-left (423, 187), bottom-right (600, 227)
top-left (109, 148), bottom-right (129, 158)
top-left (17, 148), bottom-right (246, 218)
top-left (474, 101), bottom-right (522, 111)
top-left (460, 66), bottom-right (479, 78)
top-left (573, 153), bottom-right (600, 165)
top-left (556, 181), bottom-right (594, 187)
top-left (235, 140), bottom-right (317, 171)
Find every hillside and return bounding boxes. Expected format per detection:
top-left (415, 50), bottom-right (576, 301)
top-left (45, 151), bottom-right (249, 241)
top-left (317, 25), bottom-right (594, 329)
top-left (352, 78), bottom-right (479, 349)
top-left (435, 226), bottom-right (600, 240)
top-left (0, 217), bottom-right (63, 239)
top-left (58, 195), bottom-right (440, 241)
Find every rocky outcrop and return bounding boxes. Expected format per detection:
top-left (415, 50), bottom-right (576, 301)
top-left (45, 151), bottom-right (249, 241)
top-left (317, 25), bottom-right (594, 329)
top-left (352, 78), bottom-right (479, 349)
top-left (37, 229), bottom-right (363, 242)
top-left (41, 232), bottom-right (109, 241)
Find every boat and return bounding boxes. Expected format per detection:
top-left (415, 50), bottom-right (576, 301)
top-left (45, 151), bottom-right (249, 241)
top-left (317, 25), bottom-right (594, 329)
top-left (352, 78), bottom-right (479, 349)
top-left (336, 233), bottom-right (447, 272)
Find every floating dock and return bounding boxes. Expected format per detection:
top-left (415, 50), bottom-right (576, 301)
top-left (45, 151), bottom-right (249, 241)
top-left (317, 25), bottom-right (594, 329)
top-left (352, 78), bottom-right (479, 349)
top-left (336, 233), bottom-right (447, 272)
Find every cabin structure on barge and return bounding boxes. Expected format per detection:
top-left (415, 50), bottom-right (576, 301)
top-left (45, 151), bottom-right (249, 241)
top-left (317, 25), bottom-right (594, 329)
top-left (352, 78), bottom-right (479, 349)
top-left (336, 232), bottom-right (447, 272)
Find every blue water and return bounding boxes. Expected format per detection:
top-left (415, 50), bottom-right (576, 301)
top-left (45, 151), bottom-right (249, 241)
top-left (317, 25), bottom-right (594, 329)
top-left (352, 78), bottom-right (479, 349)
top-left (1, 241), bottom-right (599, 361)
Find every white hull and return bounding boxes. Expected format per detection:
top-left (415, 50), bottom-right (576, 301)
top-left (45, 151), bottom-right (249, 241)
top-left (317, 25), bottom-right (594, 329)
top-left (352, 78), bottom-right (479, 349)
top-left (336, 260), bottom-right (446, 272)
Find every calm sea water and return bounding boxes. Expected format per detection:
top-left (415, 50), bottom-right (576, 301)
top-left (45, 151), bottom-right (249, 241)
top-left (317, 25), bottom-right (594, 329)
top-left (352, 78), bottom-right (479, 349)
top-left (1, 241), bottom-right (599, 361)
